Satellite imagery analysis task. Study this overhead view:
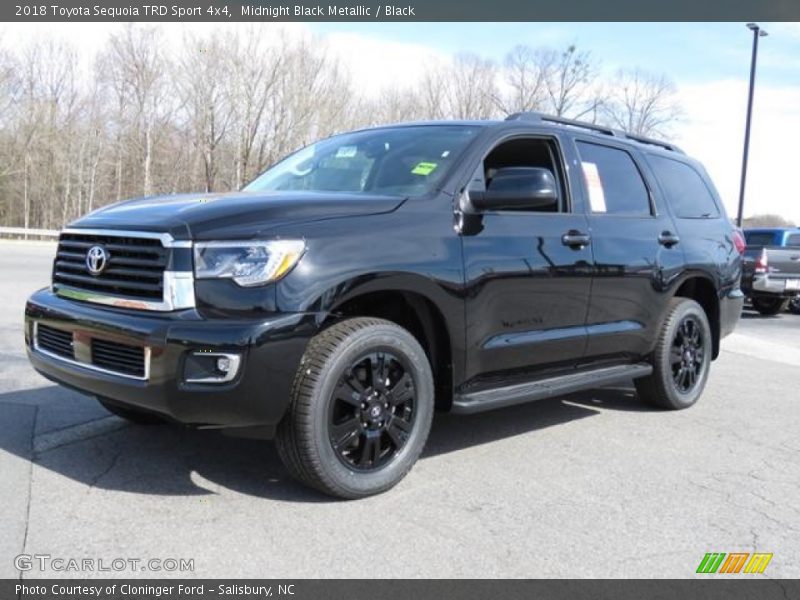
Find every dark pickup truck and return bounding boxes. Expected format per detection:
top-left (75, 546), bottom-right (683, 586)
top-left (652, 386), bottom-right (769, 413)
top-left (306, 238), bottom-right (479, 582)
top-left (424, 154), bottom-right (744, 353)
top-left (25, 113), bottom-right (744, 498)
top-left (742, 228), bottom-right (800, 315)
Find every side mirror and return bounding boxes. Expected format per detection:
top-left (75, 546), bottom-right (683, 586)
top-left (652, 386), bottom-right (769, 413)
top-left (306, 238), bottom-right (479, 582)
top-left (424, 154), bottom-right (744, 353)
top-left (470, 167), bottom-right (559, 212)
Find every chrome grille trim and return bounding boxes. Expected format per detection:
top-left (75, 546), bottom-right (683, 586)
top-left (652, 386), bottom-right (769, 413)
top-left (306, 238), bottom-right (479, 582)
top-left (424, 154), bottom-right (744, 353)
top-left (60, 228), bottom-right (192, 248)
top-left (53, 229), bottom-right (195, 311)
top-left (32, 322), bottom-right (151, 382)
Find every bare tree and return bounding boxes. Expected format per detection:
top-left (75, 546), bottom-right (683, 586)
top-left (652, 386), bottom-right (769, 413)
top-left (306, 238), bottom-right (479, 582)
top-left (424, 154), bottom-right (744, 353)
top-left (542, 45), bottom-right (597, 118)
top-left (0, 27), bottom-right (690, 231)
top-left (179, 32), bottom-right (232, 192)
top-left (102, 25), bottom-right (172, 197)
top-left (368, 86), bottom-right (426, 125)
top-left (444, 53), bottom-right (498, 119)
top-left (742, 214), bottom-right (796, 228)
top-left (496, 45), bottom-right (549, 115)
top-left (418, 67), bottom-right (448, 120)
top-left (599, 68), bottom-right (682, 137)
top-left (226, 27), bottom-right (283, 188)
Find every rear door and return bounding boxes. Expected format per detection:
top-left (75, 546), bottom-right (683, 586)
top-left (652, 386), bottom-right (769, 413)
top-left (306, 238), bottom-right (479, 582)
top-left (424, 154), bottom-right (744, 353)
top-left (572, 138), bottom-right (684, 361)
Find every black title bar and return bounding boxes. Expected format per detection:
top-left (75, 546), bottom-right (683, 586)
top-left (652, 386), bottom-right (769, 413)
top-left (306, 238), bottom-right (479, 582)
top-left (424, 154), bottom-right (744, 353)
top-left (5, 580), bottom-right (800, 600)
top-left (6, 0), bottom-right (800, 21)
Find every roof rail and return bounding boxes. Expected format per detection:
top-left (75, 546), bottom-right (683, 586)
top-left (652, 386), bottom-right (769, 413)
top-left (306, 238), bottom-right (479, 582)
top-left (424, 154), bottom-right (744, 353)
top-left (504, 111), bottom-right (683, 154)
top-left (622, 132), bottom-right (684, 154)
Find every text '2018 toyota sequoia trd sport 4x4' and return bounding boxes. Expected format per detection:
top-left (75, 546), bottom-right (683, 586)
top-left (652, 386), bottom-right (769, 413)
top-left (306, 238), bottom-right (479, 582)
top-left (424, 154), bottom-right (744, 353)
top-left (25, 112), bottom-right (744, 498)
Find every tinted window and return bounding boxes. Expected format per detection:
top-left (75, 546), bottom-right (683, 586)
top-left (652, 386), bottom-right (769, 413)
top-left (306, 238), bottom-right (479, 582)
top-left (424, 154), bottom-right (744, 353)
top-left (648, 155), bottom-right (720, 218)
top-left (576, 142), bottom-right (651, 216)
top-left (786, 233), bottom-right (800, 247)
top-left (744, 232), bottom-right (777, 246)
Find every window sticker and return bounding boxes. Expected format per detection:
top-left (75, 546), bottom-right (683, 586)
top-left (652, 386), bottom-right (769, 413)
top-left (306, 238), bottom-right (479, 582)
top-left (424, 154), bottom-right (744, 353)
top-left (581, 161), bottom-right (606, 213)
top-left (335, 145), bottom-right (358, 158)
top-left (411, 161), bottom-right (438, 176)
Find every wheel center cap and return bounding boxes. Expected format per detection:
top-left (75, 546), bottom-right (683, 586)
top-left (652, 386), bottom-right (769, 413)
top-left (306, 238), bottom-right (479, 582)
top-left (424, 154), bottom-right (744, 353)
top-left (369, 405), bottom-right (382, 418)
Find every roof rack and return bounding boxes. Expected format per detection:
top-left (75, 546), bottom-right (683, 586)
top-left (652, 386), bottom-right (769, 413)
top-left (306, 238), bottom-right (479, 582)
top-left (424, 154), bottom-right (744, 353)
top-left (504, 111), bottom-right (683, 154)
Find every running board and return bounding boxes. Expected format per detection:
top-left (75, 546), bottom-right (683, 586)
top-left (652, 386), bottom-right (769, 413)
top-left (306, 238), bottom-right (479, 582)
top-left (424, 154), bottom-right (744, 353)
top-left (451, 363), bottom-right (653, 415)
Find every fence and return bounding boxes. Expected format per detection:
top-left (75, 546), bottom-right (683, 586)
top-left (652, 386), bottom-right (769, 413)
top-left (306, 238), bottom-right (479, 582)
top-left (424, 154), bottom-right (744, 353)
top-left (0, 226), bottom-right (60, 240)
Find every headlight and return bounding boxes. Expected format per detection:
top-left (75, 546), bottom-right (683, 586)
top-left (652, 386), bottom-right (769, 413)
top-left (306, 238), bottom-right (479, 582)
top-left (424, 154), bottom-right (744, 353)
top-left (194, 240), bottom-right (306, 287)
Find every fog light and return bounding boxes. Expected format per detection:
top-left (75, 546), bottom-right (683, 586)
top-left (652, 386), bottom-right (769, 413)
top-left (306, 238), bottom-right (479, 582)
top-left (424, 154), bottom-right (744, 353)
top-left (184, 352), bottom-right (241, 384)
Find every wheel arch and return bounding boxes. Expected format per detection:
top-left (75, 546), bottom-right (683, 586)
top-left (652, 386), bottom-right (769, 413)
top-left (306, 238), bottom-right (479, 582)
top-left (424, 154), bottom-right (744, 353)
top-left (319, 281), bottom-right (458, 411)
top-left (672, 273), bottom-right (721, 359)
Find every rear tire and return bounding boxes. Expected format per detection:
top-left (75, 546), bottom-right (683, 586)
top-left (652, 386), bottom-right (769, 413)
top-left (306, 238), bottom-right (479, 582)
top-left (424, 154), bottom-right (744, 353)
top-left (752, 296), bottom-right (789, 316)
top-left (97, 397), bottom-right (164, 424)
top-left (275, 317), bottom-right (434, 499)
top-left (789, 296), bottom-right (800, 315)
top-left (635, 297), bottom-right (712, 410)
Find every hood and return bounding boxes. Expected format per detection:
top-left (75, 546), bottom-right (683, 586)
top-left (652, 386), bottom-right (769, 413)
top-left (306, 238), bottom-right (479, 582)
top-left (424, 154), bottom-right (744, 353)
top-left (70, 191), bottom-right (406, 240)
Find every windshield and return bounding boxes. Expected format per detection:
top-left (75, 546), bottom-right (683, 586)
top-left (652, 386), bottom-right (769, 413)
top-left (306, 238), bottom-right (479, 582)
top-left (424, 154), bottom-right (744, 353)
top-left (244, 125), bottom-right (481, 197)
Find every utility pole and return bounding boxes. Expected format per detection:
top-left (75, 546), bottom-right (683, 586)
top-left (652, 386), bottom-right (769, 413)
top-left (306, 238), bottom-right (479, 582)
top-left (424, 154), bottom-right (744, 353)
top-left (736, 23), bottom-right (768, 228)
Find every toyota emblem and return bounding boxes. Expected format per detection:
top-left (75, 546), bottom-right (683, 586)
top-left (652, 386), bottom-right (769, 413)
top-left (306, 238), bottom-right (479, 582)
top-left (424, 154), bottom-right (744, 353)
top-left (85, 245), bottom-right (109, 276)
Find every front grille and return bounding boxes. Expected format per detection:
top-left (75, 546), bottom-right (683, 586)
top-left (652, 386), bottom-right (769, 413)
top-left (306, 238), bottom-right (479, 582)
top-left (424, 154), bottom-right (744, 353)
top-left (36, 324), bottom-right (74, 359)
top-left (53, 232), bottom-right (167, 301)
top-left (91, 338), bottom-right (147, 378)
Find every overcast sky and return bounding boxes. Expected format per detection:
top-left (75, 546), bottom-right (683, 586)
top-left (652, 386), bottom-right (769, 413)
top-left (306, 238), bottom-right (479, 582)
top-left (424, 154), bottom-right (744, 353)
top-left (5, 21), bottom-right (800, 223)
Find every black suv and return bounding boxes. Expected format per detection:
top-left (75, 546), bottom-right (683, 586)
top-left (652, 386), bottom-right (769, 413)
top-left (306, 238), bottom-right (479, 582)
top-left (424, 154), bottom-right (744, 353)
top-left (25, 113), bottom-right (744, 498)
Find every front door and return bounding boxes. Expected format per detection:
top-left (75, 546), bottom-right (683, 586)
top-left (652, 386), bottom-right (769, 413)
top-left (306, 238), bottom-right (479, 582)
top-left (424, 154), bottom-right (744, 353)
top-left (461, 134), bottom-right (594, 384)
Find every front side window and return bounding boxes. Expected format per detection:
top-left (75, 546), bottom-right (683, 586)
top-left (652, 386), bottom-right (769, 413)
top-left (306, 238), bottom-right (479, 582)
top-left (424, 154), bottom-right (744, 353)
top-left (786, 233), bottom-right (800, 247)
top-left (576, 141), bottom-right (651, 216)
top-left (648, 155), bottom-right (720, 218)
top-left (468, 137), bottom-right (566, 213)
top-left (244, 125), bottom-right (481, 198)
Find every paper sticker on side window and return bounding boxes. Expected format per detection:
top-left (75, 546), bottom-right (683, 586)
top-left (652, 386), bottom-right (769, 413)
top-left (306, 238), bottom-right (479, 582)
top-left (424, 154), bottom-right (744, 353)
top-left (582, 161), bottom-right (606, 213)
top-left (411, 162), bottom-right (438, 176)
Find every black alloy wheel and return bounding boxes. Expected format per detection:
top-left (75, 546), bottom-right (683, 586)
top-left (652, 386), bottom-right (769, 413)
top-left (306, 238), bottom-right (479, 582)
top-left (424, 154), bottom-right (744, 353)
top-left (670, 316), bottom-right (705, 394)
top-left (634, 297), bottom-right (712, 410)
top-left (275, 317), bottom-right (434, 499)
top-left (328, 351), bottom-right (416, 471)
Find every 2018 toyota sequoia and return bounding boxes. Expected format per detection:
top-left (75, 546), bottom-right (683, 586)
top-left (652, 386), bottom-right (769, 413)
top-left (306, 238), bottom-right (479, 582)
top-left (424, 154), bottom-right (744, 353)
top-left (25, 112), bottom-right (744, 498)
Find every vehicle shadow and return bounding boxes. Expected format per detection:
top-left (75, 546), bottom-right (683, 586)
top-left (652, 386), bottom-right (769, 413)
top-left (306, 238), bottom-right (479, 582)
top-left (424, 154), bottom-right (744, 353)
top-left (740, 311), bottom-right (772, 319)
top-left (0, 382), bottom-right (653, 503)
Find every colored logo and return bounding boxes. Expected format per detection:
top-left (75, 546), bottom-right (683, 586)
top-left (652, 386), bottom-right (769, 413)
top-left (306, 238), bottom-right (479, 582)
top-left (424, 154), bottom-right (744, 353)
top-left (696, 552), bottom-right (773, 574)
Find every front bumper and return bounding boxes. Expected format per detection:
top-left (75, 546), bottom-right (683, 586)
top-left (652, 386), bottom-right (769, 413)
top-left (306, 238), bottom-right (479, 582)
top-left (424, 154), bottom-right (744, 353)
top-left (25, 288), bottom-right (319, 435)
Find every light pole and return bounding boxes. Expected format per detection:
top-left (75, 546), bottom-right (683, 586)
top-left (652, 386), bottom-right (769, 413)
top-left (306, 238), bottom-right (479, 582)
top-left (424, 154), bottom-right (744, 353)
top-left (736, 22), bottom-right (768, 228)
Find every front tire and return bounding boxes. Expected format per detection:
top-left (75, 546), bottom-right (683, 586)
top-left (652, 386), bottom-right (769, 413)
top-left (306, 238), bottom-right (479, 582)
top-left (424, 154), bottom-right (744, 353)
top-left (276, 317), bottom-right (434, 499)
top-left (635, 297), bottom-right (712, 410)
top-left (752, 296), bottom-right (789, 316)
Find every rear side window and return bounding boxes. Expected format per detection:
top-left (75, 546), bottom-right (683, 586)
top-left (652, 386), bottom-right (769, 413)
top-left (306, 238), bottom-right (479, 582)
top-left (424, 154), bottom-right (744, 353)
top-left (786, 233), bottom-right (800, 247)
top-left (576, 142), bottom-right (651, 216)
top-left (648, 155), bottom-right (720, 218)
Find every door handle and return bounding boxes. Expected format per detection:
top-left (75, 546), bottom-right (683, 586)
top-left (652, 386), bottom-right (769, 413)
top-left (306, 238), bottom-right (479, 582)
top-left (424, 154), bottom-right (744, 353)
top-left (561, 230), bottom-right (591, 248)
top-left (658, 231), bottom-right (680, 247)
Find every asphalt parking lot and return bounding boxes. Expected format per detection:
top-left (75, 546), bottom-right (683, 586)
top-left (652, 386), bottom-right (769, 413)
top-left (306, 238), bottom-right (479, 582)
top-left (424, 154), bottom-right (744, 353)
top-left (1, 240), bottom-right (798, 579)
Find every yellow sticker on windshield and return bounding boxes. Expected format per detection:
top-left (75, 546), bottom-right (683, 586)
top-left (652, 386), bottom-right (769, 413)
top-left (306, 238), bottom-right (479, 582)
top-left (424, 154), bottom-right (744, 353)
top-left (411, 162), bottom-right (438, 176)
